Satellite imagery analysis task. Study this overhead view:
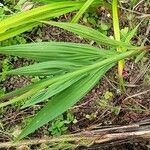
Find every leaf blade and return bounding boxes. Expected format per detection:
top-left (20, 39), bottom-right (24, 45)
top-left (72, 0), bottom-right (95, 23)
top-left (42, 21), bottom-right (135, 48)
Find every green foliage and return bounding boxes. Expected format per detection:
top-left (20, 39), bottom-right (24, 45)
top-left (0, 35), bottom-right (26, 46)
top-left (86, 112), bottom-right (97, 120)
top-left (71, 0), bottom-right (95, 23)
top-left (0, 58), bottom-right (12, 82)
top-left (49, 120), bottom-right (68, 136)
top-left (104, 91), bottom-right (113, 100)
top-left (83, 12), bottom-right (111, 35)
top-left (0, 0), bottom-right (148, 141)
top-left (49, 112), bottom-right (77, 136)
top-left (97, 91), bottom-right (121, 115)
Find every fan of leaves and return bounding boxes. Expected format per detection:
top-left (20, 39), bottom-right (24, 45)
top-left (0, 0), bottom-right (148, 141)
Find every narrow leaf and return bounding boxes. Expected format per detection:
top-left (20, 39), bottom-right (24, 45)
top-left (72, 0), bottom-right (95, 23)
top-left (7, 61), bottom-right (83, 76)
top-left (42, 21), bottom-right (135, 48)
top-left (0, 42), bottom-right (118, 62)
top-left (22, 75), bottom-right (85, 108)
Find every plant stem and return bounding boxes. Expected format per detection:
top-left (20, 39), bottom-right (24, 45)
top-left (112, 0), bottom-right (125, 91)
top-left (0, 122), bottom-right (150, 148)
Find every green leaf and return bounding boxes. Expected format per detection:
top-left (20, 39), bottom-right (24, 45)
top-left (72, 0), bottom-right (95, 23)
top-left (42, 21), bottom-right (136, 48)
top-left (22, 75), bottom-right (85, 108)
top-left (0, 22), bottom-right (39, 42)
top-left (0, 1), bottom-right (85, 41)
top-left (0, 2), bottom-right (82, 34)
top-left (0, 42), bottom-right (117, 62)
top-left (7, 61), bottom-right (84, 76)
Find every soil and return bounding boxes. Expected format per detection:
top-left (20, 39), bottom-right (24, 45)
top-left (0, 1), bottom-right (150, 150)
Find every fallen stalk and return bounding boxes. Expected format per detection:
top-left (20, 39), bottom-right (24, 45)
top-left (0, 122), bottom-right (150, 148)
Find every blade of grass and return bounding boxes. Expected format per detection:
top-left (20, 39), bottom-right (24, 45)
top-left (72, 0), bottom-right (95, 23)
top-left (42, 21), bottom-right (135, 48)
top-left (0, 42), bottom-right (118, 62)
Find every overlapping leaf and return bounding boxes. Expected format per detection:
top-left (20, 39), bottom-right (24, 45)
top-left (72, 0), bottom-right (95, 23)
top-left (16, 65), bottom-right (112, 141)
top-left (0, 0), bottom-right (106, 41)
top-left (6, 61), bottom-right (84, 76)
top-left (15, 48), bottom-right (141, 140)
top-left (0, 43), bottom-right (141, 140)
top-left (0, 1), bottom-right (82, 41)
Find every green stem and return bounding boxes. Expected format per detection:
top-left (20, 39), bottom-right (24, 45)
top-left (112, 0), bottom-right (120, 41)
top-left (112, 0), bottom-right (125, 91)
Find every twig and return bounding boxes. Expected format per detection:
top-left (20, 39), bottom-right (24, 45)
top-left (104, 76), bottom-right (117, 90)
top-left (119, 6), bottom-right (147, 16)
top-left (130, 61), bottom-right (150, 85)
top-left (133, 0), bottom-right (144, 10)
top-left (123, 89), bottom-right (150, 102)
top-left (136, 14), bottom-right (150, 19)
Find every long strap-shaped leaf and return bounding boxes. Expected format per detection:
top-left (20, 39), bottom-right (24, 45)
top-left (0, 2), bottom-right (82, 34)
top-left (42, 21), bottom-right (136, 48)
top-left (6, 61), bottom-right (84, 76)
top-left (72, 0), bottom-right (95, 23)
top-left (0, 22), bottom-right (39, 42)
top-left (0, 42), bottom-right (117, 62)
top-left (0, 6), bottom-right (79, 42)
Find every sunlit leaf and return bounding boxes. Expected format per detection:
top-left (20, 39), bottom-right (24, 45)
top-left (72, 0), bottom-right (95, 23)
top-left (42, 21), bottom-right (136, 48)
